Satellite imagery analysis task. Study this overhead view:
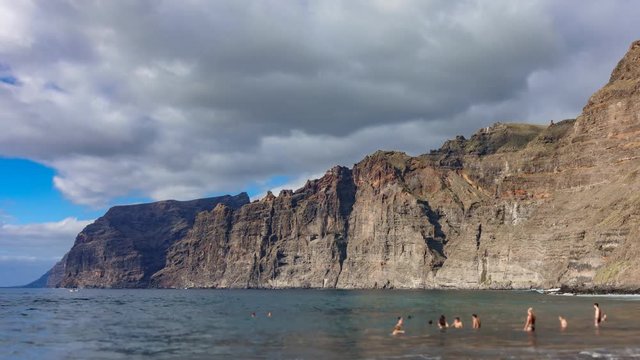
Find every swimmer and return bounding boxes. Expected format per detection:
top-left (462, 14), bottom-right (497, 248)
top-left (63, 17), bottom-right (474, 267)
top-left (391, 326), bottom-right (405, 335)
top-left (594, 303), bottom-right (607, 327)
top-left (251, 312), bottom-right (256, 318)
top-left (428, 320), bottom-right (433, 325)
top-left (559, 316), bottom-right (568, 330)
top-left (391, 316), bottom-right (405, 335)
top-left (452, 317), bottom-right (463, 328)
top-left (524, 307), bottom-right (536, 332)
top-left (438, 315), bottom-right (449, 329)
top-left (472, 314), bottom-right (481, 329)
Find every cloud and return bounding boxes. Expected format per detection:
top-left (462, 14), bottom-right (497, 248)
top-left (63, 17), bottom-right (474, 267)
top-left (0, 1), bottom-right (34, 50)
top-left (0, 216), bottom-right (93, 286)
top-left (0, 217), bottom-right (93, 260)
top-left (0, 0), bottom-right (639, 206)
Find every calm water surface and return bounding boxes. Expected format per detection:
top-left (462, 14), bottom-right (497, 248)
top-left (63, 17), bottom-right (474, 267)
top-left (1, 289), bottom-right (640, 359)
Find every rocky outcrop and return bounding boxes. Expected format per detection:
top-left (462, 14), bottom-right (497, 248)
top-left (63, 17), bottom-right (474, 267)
top-left (38, 40), bottom-right (640, 290)
top-left (433, 40), bottom-right (640, 290)
top-left (54, 194), bottom-right (249, 288)
top-left (153, 166), bottom-right (355, 288)
top-left (335, 152), bottom-right (450, 288)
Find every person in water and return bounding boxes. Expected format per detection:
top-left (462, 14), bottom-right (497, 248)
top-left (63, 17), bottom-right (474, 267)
top-left (391, 316), bottom-right (405, 335)
top-left (438, 315), bottom-right (449, 329)
top-left (472, 314), bottom-right (481, 329)
top-left (524, 307), bottom-right (536, 332)
top-left (452, 317), bottom-right (463, 328)
top-left (558, 316), bottom-right (568, 330)
top-left (594, 303), bottom-right (607, 327)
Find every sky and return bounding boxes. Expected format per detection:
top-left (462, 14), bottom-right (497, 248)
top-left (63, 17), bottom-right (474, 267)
top-left (1, 0), bottom-right (639, 287)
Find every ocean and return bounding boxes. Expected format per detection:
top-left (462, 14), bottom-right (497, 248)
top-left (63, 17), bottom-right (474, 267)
top-left (1, 288), bottom-right (639, 359)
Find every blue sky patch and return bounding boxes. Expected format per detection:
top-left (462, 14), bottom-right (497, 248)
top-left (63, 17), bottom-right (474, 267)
top-left (0, 157), bottom-right (292, 225)
top-left (244, 175), bottom-right (291, 199)
top-left (0, 75), bottom-right (20, 86)
top-left (0, 158), bottom-right (106, 224)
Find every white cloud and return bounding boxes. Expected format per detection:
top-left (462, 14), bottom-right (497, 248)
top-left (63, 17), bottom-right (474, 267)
top-left (0, 217), bottom-right (93, 260)
top-left (0, 216), bottom-right (93, 287)
top-left (0, 0), bottom-right (639, 207)
top-left (0, 0), bottom-right (34, 49)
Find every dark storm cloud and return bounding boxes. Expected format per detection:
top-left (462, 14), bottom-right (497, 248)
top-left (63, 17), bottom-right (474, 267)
top-left (87, 0), bottom-right (559, 135)
top-left (0, 0), bottom-right (639, 205)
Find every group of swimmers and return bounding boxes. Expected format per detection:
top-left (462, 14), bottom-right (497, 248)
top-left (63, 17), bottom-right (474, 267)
top-left (392, 303), bottom-right (607, 335)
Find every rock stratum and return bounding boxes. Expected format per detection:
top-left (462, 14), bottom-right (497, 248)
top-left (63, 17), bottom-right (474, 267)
top-left (34, 40), bottom-right (640, 290)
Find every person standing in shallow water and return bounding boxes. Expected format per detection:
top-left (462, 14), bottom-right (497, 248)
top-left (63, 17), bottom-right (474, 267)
top-left (438, 315), bottom-right (449, 329)
top-left (594, 303), bottom-right (607, 327)
top-left (391, 316), bottom-right (405, 335)
top-left (452, 317), bottom-right (463, 328)
top-left (524, 308), bottom-right (536, 332)
top-left (472, 314), bottom-right (481, 329)
top-left (559, 316), bottom-right (568, 330)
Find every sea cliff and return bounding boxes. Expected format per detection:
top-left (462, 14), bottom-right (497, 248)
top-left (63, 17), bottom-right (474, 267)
top-left (33, 40), bottom-right (640, 290)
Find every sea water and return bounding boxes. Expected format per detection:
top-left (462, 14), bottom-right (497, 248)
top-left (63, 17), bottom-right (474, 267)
top-left (1, 289), bottom-right (640, 359)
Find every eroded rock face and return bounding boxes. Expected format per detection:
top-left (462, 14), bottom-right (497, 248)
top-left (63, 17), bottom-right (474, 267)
top-left (335, 152), bottom-right (449, 289)
top-left (39, 40), bottom-right (640, 290)
top-left (57, 194), bottom-right (249, 288)
top-left (153, 166), bottom-right (355, 288)
top-left (434, 40), bottom-right (640, 290)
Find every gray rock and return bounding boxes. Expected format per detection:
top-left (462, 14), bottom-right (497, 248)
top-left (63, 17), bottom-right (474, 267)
top-left (52, 194), bottom-right (249, 288)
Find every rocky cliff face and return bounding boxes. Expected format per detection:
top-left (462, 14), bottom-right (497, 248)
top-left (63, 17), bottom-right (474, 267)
top-left (153, 166), bottom-right (355, 288)
top-left (52, 194), bottom-right (249, 288)
top-left (433, 40), bottom-right (640, 290)
top-left (41, 40), bottom-right (640, 290)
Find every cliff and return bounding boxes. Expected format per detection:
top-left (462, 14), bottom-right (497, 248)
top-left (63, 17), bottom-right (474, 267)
top-left (433, 40), bottom-right (640, 290)
top-left (39, 40), bottom-right (640, 290)
top-left (153, 167), bottom-right (355, 288)
top-left (40, 194), bottom-right (250, 288)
